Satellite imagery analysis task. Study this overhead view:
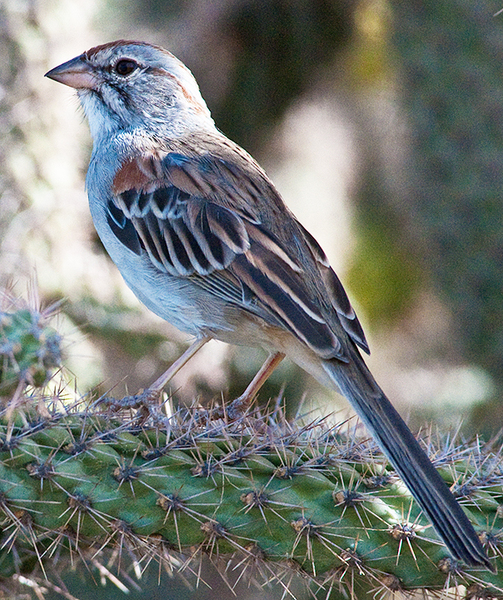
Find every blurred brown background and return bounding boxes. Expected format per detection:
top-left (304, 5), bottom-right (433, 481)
top-left (2, 0), bottom-right (503, 427)
top-left (1, 1), bottom-right (503, 594)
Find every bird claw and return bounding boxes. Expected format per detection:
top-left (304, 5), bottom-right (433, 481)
top-left (225, 395), bottom-right (250, 420)
top-left (198, 395), bottom-right (251, 423)
top-left (97, 388), bottom-right (167, 426)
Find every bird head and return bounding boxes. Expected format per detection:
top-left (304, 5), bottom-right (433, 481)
top-left (45, 40), bottom-right (213, 141)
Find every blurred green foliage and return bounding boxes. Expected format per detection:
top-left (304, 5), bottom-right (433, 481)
top-left (211, 0), bottom-right (354, 148)
top-left (93, 0), bottom-right (503, 417)
top-left (391, 1), bottom-right (503, 393)
top-left (116, 0), bottom-right (355, 150)
top-left (4, 1), bottom-right (503, 598)
top-left (347, 171), bottom-right (423, 326)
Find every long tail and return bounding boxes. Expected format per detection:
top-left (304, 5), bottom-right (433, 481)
top-left (322, 349), bottom-right (491, 570)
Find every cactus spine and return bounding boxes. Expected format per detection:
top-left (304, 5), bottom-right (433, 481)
top-left (0, 304), bottom-right (501, 598)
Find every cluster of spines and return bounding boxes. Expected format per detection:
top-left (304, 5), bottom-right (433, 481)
top-left (0, 405), bottom-right (501, 598)
top-left (0, 307), bottom-right (61, 394)
top-left (0, 305), bottom-right (500, 597)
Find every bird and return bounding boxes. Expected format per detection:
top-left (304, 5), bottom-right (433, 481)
top-left (45, 40), bottom-right (491, 569)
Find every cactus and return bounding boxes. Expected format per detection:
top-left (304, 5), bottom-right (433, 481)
top-left (0, 304), bottom-right (501, 599)
top-left (0, 402), bottom-right (501, 598)
top-left (0, 304), bottom-right (61, 395)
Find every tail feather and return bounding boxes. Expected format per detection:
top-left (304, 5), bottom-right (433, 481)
top-left (322, 352), bottom-right (492, 570)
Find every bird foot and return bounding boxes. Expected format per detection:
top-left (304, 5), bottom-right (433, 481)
top-left (98, 388), bottom-right (167, 426)
top-left (225, 395), bottom-right (252, 420)
top-left (201, 394), bottom-right (252, 423)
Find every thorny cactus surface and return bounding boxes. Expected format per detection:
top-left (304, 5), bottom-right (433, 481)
top-left (0, 303), bottom-right (501, 600)
top-left (0, 307), bottom-right (61, 395)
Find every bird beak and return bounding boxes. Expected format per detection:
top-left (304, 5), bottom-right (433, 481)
top-left (45, 54), bottom-right (98, 90)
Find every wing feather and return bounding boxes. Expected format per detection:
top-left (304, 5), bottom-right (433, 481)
top-left (109, 149), bottom-right (366, 360)
top-left (295, 220), bottom-right (369, 353)
top-left (231, 249), bottom-right (344, 360)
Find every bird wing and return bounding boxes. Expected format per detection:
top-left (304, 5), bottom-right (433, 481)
top-left (108, 148), bottom-right (368, 359)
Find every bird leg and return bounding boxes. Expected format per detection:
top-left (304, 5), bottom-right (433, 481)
top-left (226, 351), bottom-right (285, 419)
top-left (99, 336), bottom-right (212, 417)
top-left (146, 336), bottom-right (212, 397)
top-left (100, 342), bottom-right (284, 424)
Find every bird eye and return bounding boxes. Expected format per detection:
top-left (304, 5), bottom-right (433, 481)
top-left (114, 59), bottom-right (138, 76)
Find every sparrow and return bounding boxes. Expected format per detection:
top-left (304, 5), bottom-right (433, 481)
top-left (45, 40), bottom-right (491, 569)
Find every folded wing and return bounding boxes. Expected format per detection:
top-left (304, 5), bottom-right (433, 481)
top-left (108, 149), bottom-right (369, 360)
